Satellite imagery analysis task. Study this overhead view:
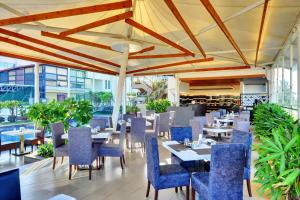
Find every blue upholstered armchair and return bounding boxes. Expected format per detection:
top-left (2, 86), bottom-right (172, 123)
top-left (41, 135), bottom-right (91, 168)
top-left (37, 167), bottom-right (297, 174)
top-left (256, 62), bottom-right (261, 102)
top-left (0, 168), bottom-right (21, 200)
top-left (231, 129), bottom-right (253, 197)
top-left (98, 122), bottom-right (126, 169)
top-left (145, 134), bottom-right (190, 200)
top-left (68, 127), bottom-right (98, 180)
top-left (191, 144), bottom-right (246, 200)
top-left (50, 122), bottom-right (68, 170)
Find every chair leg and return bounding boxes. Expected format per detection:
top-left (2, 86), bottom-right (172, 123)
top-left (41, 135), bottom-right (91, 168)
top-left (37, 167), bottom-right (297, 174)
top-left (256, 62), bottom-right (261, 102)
top-left (120, 157), bottom-right (124, 169)
top-left (146, 180), bottom-right (151, 197)
top-left (52, 156), bottom-right (56, 170)
top-left (122, 155), bottom-right (126, 165)
top-left (180, 186), bottom-right (183, 191)
top-left (246, 179), bottom-right (252, 197)
top-left (15, 148), bottom-right (17, 154)
top-left (9, 149), bottom-right (11, 154)
top-left (186, 186), bottom-right (189, 200)
top-left (154, 190), bottom-right (158, 200)
top-left (31, 145), bottom-right (33, 152)
top-left (192, 188), bottom-right (195, 200)
top-left (102, 157), bottom-right (105, 165)
top-left (175, 187), bottom-right (178, 193)
top-left (69, 165), bottom-right (72, 180)
top-left (89, 165), bottom-right (92, 180)
top-left (61, 156), bottom-right (64, 165)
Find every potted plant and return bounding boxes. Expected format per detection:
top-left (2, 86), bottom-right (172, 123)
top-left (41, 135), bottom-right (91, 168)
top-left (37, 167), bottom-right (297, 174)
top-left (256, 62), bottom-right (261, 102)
top-left (146, 99), bottom-right (171, 113)
top-left (126, 105), bottom-right (140, 114)
top-left (5, 101), bottom-right (20, 122)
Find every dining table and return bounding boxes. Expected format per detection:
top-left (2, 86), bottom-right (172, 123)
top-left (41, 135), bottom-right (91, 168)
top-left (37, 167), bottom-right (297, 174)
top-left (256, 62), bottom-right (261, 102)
top-left (1, 128), bottom-right (41, 156)
top-left (61, 132), bottom-right (111, 140)
top-left (203, 125), bottom-right (233, 140)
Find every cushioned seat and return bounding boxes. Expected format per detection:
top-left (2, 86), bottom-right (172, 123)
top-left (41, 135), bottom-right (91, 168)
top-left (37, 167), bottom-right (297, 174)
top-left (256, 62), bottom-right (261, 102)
top-left (145, 134), bottom-right (190, 200)
top-left (55, 144), bottom-right (68, 157)
top-left (191, 172), bottom-right (209, 200)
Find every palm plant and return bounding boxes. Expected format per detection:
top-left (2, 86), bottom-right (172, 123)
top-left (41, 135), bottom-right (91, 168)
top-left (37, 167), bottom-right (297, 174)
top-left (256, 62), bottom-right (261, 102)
top-left (254, 123), bottom-right (300, 200)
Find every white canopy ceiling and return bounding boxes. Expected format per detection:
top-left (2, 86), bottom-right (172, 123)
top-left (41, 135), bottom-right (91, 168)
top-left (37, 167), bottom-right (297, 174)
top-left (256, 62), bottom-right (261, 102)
top-left (0, 0), bottom-right (299, 75)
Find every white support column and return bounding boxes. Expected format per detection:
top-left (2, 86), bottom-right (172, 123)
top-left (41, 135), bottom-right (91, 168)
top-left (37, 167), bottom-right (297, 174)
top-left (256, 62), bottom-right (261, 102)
top-left (290, 45), bottom-right (293, 108)
top-left (34, 63), bottom-right (40, 103)
top-left (175, 78), bottom-right (180, 106)
top-left (67, 68), bottom-right (71, 98)
top-left (281, 56), bottom-right (285, 105)
top-left (297, 24), bottom-right (300, 119)
top-left (111, 45), bottom-right (129, 129)
top-left (92, 72), bottom-right (95, 92)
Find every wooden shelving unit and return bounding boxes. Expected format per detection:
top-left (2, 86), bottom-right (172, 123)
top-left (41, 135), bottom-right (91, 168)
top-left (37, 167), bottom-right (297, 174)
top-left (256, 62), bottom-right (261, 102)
top-left (180, 94), bottom-right (240, 112)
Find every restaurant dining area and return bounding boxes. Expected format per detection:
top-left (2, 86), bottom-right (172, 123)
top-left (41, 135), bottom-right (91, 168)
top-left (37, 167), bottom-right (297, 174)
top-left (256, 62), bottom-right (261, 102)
top-left (0, 0), bottom-right (300, 200)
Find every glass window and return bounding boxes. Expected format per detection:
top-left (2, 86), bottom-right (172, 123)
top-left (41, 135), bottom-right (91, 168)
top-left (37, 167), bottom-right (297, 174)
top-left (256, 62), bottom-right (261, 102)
top-left (77, 71), bottom-right (84, 77)
top-left (9, 71), bottom-right (16, 76)
top-left (25, 67), bottom-right (34, 73)
top-left (46, 80), bottom-right (56, 87)
top-left (46, 73), bottom-right (57, 80)
top-left (85, 78), bottom-right (92, 89)
top-left (57, 81), bottom-right (67, 87)
top-left (77, 78), bottom-right (84, 83)
top-left (45, 66), bottom-right (56, 74)
top-left (9, 76), bottom-right (15, 81)
top-left (57, 68), bottom-right (67, 75)
top-left (57, 75), bottom-right (67, 81)
top-left (70, 70), bottom-right (77, 77)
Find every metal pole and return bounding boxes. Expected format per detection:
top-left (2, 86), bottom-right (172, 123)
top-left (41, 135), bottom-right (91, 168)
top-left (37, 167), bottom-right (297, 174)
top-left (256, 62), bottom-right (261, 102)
top-left (297, 25), bottom-right (300, 119)
top-left (67, 68), bottom-right (71, 98)
top-left (34, 63), bottom-right (39, 103)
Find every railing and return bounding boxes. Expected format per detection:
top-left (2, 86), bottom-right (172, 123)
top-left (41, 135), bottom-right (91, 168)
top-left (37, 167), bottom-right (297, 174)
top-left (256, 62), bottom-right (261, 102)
top-left (240, 93), bottom-right (269, 109)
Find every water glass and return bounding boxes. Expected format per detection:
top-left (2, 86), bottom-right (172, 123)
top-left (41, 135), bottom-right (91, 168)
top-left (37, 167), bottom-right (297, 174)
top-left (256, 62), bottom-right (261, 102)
top-left (184, 138), bottom-right (190, 146)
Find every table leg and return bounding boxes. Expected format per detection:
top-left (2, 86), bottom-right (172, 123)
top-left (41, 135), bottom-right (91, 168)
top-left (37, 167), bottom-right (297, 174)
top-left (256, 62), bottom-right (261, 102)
top-left (20, 134), bottom-right (25, 154)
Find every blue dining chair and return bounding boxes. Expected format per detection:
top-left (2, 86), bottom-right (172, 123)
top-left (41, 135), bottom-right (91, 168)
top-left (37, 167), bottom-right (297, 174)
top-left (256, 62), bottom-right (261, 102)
top-left (170, 126), bottom-right (192, 142)
top-left (145, 134), bottom-right (190, 200)
top-left (0, 168), bottom-right (21, 200)
top-left (191, 144), bottom-right (246, 200)
top-left (129, 117), bottom-right (146, 151)
top-left (98, 122), bottom-right (126, 169)
top-left (231, 129), bottom-right (253, 197)
top-left (51, 122), bottom-right (68, 170)
top-left (68, 127), bottom-right (98, 180)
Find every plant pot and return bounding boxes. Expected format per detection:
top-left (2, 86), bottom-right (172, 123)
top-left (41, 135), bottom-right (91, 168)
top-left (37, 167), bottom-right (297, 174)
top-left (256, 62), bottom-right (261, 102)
top-left (7, 116), bottom-right (16, 122)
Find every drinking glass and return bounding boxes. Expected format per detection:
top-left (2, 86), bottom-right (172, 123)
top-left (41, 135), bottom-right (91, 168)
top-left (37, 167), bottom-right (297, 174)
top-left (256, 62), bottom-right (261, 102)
top-left (184, 138), bottom-right (190, 146)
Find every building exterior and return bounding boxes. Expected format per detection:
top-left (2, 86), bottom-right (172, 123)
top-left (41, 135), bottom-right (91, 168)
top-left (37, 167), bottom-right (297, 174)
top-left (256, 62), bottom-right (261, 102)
top-left (0, 64), bottom-right (117, 103)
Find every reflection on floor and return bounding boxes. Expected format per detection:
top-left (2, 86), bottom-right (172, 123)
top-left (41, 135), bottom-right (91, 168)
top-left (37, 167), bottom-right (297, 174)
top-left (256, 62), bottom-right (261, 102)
top-left (3, 139), bottom-right (268, 200)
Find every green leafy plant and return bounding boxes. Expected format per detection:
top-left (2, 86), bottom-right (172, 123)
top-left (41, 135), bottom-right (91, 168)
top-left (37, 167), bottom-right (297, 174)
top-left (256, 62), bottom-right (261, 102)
top-left (253, 103), bottom-right (294, 138)
top-left (254, 123), bottom-right (300, 200)
top-left (37, 142), bottom-right (54, 158)
top-left (126, 105), bottom-right (140, 114)
top-left (146, 99), bottom-right (171, 113)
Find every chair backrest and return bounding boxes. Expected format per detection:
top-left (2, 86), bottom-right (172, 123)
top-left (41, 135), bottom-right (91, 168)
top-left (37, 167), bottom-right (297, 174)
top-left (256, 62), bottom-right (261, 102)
top-left (145, 134), bottom-right (160, 188)
top-left (89, 118), bottom-right (106, 129)
top-left (211, 111), bottom-right (221, 118)
top-left (0, 168), bottom-right (21, 200)
top-left (118, 122), bottom-right (126, 151)
top-left (131, 117), bottom-right (146, 143)
top-left (50, 122), bottom-right (65, 148)
top-left (146, 110), bottom-right (155, 116)
top-left (174, 108), bottom-right (194, 126)
top-left (157, 112), bottom-right (170, 133)
top-left (68, 127), bottom-right (93, 165)
top-left (169, 111), bottom-right (175, 125)
top-left (205, 113), bottom-right (214, 125)
top-left (235, 121), bottom-right (250, 132)
top-left (189, 118), bottom-right (203, 141)
top-left (122, 114), bottom-right (136, 122)
top-left (231, 129), bottom-right (253, 178)
top-left (36, 128), bottom-right (45, 139)
top-left (170, 126), bottom-right (192, 142)
top-left (137, 112), bottom-right (142, 118)
top-left (199, 116), bottom-right (207, 126)
top-left (218, 109), bottom-right (227, 116)
top-left (209, 144), bottom-right (245, 199)
top-left (239, 112), bottom-right (250, 121)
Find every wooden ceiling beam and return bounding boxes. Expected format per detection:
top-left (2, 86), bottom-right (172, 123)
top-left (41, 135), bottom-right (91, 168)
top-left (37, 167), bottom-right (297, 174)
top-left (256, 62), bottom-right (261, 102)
top-left (125, 19), bottom-right (194, 56)
top-left (255, 0), bottom-right (269, 66)
top-left (0, 36), bottom-right (116, 74)
top-left (0, 51), bottom-right (115, 74)
top-left (59, 11), bottom-right (133, 36)
top-left (127, 57), bottom-right (213, 74)
top-left (0, 1), bottom-right (132, 26)
top-left (41, 31), bottom-right (115, 52)
top-left (164, 0), bottom-right (206, 57)
top-left (129, 46), bottom-right (155, 56)
top-left (133, 66), bottom-right (250, 76)
top-left (129, 53), bottom-right (188, 59)
top-left (199, 0), bottom-right (249, 65)
top-left (0, 28), bottom-right (120, 67)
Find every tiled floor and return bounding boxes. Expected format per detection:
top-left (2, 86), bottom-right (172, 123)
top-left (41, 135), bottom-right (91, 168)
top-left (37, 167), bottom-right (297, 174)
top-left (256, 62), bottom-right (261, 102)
top-left (3, 138), bottom-right (268, 200)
